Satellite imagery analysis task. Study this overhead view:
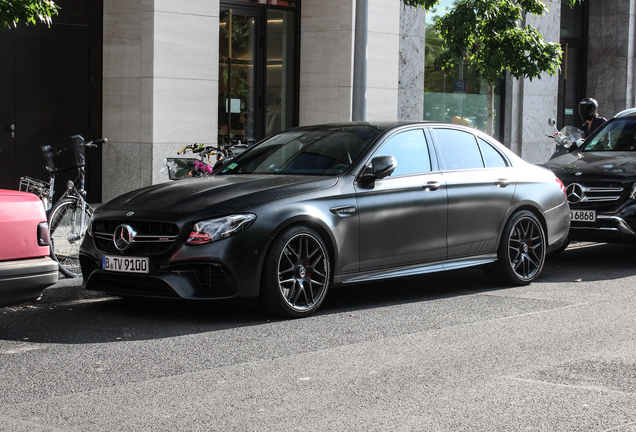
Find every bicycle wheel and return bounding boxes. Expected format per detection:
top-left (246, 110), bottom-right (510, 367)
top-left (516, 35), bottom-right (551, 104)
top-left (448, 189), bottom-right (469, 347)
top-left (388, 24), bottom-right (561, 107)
top-left (48, 198), bottom-right (93, 278)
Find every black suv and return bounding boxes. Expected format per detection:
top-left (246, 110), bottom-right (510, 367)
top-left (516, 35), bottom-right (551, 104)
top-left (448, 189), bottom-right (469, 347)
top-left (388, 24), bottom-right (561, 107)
top-left (545, 108), bottom-right (636, 244)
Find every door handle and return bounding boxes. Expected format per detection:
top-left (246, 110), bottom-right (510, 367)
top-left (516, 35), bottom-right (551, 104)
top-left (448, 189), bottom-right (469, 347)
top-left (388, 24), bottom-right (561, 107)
top-left (495, 178), bottom-right (510, 188)
top-left (423, 181), bottom-right (441, 191)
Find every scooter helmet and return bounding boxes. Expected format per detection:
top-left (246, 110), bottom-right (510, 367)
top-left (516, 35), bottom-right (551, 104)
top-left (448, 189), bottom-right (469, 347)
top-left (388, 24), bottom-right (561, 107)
top-left (579, 98), bottom-right (598, 121)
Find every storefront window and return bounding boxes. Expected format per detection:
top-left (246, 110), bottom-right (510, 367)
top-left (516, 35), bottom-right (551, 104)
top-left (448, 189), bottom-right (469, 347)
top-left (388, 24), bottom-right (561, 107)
top-left (266, 9), bottom-right (296, 137)
top-left (424, 0), bottom-right (503, 139)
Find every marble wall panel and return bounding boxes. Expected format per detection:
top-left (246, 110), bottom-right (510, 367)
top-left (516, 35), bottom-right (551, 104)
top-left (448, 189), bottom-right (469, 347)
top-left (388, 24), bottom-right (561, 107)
top-left (367, 32), bottom-right (399, 90)
top-left (141, 11), bottom-right (154, 78)
top-left (299, 87), bottom-right (341, 125)
top-left (299, 31), bottom-right (345, 88)
top-left (153, 0), bottom-right (219, 16)
top-left (366, 88), bottom-right (398, 121)
top-left (152, 78), bottom-right (217, 143)
top-left (398, 89), bottom-right (423, 120)
top-left (369, 0), bottom-right (400, 36)
top-left (399, 35), bottom-right (424, 92)
top-left (153, 12), bottom-right (218, 81)
top-left (104, 0), bottom-right (143, 15)
top-left (522, 94), bottom-right (559, 152)
top-left (103, 13), bottom-right (142, 78)
top-left (400, 2), bottom-right (426, 37)
top-left (302, 0), bottom-right (354, 33)
top-left (101, 141), bottom-right (144, 202)
top-left (102, 78), bottom-right (142, 143)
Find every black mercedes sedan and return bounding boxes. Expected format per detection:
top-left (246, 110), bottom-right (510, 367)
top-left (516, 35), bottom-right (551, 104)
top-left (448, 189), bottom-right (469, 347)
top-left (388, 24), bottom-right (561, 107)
top-left (80, 122), bottom-right (570, 318)
top-left (544, 108), bottom-right (636, 245)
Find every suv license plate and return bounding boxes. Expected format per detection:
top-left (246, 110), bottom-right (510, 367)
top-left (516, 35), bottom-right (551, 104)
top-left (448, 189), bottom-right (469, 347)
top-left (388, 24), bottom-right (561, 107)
top-left (570, 210), bottom-right (596, 222)
top-left (102, 255), bottom-right (149, 273)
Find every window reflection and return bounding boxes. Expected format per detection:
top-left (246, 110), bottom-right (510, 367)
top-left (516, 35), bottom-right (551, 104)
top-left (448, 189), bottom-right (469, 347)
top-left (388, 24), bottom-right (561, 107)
top-left (424, 2), bottom-right (503, 139)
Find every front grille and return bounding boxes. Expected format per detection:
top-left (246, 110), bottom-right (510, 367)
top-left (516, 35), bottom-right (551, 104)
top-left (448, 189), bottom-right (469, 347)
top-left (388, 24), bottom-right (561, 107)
top-left (579, 186), bottom-right (623, 202)
top-left (566, 182), bottom-right (625, 206)
top-left (93, 219), bottom-right (179, 255)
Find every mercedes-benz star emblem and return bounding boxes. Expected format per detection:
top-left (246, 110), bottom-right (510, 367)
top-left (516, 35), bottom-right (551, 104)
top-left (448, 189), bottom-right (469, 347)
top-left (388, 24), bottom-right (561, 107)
top-left (566, 183), bottom-right (584, 204)
top-left (113, 224), bottom-right (136, 251)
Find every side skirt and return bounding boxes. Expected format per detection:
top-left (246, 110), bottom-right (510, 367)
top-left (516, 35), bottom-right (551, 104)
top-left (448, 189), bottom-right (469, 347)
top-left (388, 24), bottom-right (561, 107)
top-left (334, 254), bottom-right (498, 285)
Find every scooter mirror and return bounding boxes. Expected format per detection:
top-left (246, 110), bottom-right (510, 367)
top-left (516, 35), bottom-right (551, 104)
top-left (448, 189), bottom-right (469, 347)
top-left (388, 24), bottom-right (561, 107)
top-left (548, 118), bottom-right (557, 127)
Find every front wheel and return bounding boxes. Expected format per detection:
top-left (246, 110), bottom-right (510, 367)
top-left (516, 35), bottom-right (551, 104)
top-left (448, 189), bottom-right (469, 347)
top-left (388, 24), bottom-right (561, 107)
top-left (487, 210), bottom-right (546, 286)
top-left (48, 198), bottom-right (93, 278)
top-left (260, 226), bottom-right (331, 318)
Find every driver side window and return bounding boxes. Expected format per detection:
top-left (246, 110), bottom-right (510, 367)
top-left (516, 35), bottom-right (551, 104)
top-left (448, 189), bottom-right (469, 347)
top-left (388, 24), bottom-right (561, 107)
top-left (375, 129), bottom-right (432, 177)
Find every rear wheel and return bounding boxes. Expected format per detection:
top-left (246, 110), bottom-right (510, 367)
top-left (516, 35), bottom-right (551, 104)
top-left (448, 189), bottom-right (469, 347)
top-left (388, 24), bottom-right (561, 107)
top-left (48, 198), bottom-right (93, 278)
top-left (261, 226), bottom-right (331, 318)
top-left (488, 210), bottom-right (546, 285)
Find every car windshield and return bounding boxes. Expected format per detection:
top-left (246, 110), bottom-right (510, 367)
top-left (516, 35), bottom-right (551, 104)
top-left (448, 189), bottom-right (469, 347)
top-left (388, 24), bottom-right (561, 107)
top-left (582, 117), bottom-right (636, 152)
top-left (218, 127), bottom-right (381, 176)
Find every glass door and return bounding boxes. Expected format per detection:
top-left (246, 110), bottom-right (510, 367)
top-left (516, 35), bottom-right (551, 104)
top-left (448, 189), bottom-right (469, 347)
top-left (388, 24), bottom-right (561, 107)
top-left (218, 7), bottom-right (264, 148)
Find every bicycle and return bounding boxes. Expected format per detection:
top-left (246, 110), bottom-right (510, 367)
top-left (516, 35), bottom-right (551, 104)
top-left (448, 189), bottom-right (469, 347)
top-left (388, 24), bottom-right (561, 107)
top-left (166, 143), bottom-right (234, 179)
top-left (19, 135), bottom-right (107, 278)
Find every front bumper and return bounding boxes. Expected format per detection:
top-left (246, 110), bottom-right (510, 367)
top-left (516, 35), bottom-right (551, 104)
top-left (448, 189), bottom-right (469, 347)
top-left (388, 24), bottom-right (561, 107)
top-left (80, 227), bottom-right (272, 303)
top-left (0, 257), bottom-right (59, 307)
top-left (569, 213), bottom-right (636, 243)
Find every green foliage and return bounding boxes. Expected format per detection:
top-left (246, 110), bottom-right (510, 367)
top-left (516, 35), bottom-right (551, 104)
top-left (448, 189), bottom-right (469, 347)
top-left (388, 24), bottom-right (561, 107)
top-left (434, 0), bottom-right (564, 85)
top-left (0, 0), bottom-right (59, 28)
top-left (404, 0), bottom-right (580, 10)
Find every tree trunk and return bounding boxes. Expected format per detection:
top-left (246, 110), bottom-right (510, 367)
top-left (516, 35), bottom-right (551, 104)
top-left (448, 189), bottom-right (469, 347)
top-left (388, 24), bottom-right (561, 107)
top-left (486, 82), bottom-right (494, 137)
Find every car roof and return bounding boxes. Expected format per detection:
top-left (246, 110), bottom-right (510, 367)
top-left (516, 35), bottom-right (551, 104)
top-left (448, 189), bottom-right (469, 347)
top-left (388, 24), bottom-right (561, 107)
top-left (279, 121), bottom-right (473, 133)
top-left (613, 108), bottom-right (636, 118)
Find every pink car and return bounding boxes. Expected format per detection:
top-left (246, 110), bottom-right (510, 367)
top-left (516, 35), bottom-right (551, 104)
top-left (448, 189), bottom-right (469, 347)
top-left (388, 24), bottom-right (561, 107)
top-left (0, 189), bottom-right (59, 307)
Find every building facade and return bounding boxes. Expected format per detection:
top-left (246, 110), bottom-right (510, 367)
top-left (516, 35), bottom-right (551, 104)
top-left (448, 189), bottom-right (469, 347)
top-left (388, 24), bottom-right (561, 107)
top-left (1, 0), bottom-right (634, 203)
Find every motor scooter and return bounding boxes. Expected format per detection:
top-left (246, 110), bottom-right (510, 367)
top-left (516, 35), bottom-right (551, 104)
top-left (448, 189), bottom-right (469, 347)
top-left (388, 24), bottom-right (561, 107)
top-left (546, 118), bottom-right (586, 160)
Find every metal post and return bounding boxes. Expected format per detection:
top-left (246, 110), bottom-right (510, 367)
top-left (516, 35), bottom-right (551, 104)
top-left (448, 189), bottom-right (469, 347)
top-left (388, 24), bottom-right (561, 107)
top-left (352, 0), bottom-right (368, 121)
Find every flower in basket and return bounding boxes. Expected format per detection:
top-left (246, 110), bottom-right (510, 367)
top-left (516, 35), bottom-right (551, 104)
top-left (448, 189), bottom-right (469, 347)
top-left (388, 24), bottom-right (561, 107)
top-left (194, 160), bottom-right (213, 175)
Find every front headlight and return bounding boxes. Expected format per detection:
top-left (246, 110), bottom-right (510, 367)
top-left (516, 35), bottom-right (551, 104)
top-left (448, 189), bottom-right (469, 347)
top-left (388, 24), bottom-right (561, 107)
top-left (186, 214), bottom-right (256, 245)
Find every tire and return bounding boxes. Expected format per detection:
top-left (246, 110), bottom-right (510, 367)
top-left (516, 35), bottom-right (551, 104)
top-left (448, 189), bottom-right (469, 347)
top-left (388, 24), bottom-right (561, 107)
top-left (547, 237), bottom-right (570, 256)
top-left (260, 226), bottom-right (331, 318)
top-left (488, 210), bottom-right (546, 286)
top-left (48, 198), bottom-right (93, 278)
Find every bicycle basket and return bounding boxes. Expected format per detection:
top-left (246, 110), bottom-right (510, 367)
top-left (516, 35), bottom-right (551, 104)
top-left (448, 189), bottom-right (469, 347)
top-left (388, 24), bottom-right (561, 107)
top-left (166, 158), bottom-right (197, 180)
top-left (19, 176), bottom-right (50, 200)
top-left (39, 135), bottom-right (85, 173)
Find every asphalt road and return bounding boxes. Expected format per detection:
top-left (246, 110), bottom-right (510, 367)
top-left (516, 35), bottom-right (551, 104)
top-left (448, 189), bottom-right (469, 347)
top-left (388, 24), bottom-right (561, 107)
top-left (1, 242), bottom-right (636, 431)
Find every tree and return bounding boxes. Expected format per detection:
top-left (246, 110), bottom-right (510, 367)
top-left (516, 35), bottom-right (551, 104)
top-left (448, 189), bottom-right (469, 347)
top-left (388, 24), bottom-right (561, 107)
top-left (1, 0), bottom-right (59, 28)
top-left (405, 0), bottom-right (581, 136)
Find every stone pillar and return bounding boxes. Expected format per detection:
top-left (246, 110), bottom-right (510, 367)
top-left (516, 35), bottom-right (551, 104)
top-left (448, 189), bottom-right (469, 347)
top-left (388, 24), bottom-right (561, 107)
top-left (299, 0), bottom-right (355, 125)
top-left (504, 0), bottom-right (561, 164)
top-left (102, 0), bottom-right (219, 202)
top-left (366, 0), bottom-right (400, 121)
top-left (398, 3), bottom-right (426, 121)
top-left (587, 0), bottom-right (636, 117)
top-left (299, 0), bottom-right (400, 125)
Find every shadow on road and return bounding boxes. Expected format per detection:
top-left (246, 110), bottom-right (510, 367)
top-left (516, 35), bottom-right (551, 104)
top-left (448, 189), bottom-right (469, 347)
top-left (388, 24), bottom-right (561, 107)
top-left (0, 242), bottom-right (633, 345)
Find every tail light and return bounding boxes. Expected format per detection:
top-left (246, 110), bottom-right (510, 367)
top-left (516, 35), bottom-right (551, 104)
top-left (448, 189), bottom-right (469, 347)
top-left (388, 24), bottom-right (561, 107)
top-left (37, 222), bottom-right (50, 247)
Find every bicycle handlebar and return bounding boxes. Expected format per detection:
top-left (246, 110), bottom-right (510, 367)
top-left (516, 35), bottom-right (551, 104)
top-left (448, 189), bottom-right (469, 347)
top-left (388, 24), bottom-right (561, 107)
top-left (83, 138), bottom-right (108, 148)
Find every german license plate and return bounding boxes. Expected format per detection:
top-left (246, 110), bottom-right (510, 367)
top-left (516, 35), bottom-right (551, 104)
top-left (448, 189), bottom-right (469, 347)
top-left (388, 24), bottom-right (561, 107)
top-left (102, 255), bottom-right (149, 273)
top-left (570, 210), bottom-right (596, 222)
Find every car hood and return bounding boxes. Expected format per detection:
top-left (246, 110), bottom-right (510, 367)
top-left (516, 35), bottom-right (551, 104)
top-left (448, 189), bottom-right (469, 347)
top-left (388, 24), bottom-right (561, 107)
top-left (545, 151), bottom-right (636, 180)
top-left (101, 175), bottom-right (339, 216)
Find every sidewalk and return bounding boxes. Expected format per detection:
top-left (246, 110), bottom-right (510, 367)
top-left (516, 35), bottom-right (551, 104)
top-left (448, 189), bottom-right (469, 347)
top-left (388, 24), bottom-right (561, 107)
top-left (37, 275), bottom-right (106, 305)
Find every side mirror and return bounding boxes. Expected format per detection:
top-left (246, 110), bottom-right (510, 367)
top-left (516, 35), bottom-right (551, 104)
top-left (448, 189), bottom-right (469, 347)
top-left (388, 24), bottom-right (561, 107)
top-left (548, 118), bottom-right (556, 127)
top-left (359, 156), bottom-right (397, 183)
